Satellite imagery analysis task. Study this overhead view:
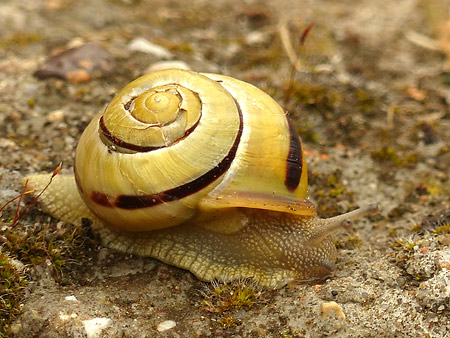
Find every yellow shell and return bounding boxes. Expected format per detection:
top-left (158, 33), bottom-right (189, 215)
top-left (74, 69), bottom-right (314, 232)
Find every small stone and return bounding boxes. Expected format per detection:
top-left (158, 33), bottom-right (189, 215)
top-left (34, 43), bottom-right (114, 82)
top-left (245, 31), bottom-right (266, 45)
top-left (47, 109), bottom-right (65, 123)
top-left (66, 69), bottom-right (91, 84)
top-left (0, 138), bottom-right (18, 149)
top-left (9, 322), bottom-right (22, 334)
top-left (397, 277), bottom-right (406, 287)
top-left (157, 320), bottom-right (176, 332)
top-left (59, 313), bottom-right (77, 321)
top-left (64, 136), bottom-right (75, 147)
top-left (9, 259), bottom-right (25, 272)
top-left (0, 189), bottom-right (19, 201)
top-left (145, 60), bottom-right (190, 73)
top-left (83, 318), bottom-right (112, 338)
top-left (64, 295), bottom-right (78, 302)
top-left (321, 301), bottom-right (346, 320)
top-left (128, 38), bottom-right (173, 58)
top-left (97, 248), bottom-right (110, 262)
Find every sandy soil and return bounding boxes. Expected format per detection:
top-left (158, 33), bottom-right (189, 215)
top-left (0, 0), bottom-right (449, 337)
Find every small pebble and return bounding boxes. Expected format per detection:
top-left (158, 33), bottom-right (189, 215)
top-left (128, 38), bottom-right (173, 58)
top-left (34, 43), bottom-right (114, 83)
top-left (0, 138), bottom-right (18, 150)
top-left (9, 259), bottom-right (25, 272)
top-left (157, 320), bottom-right (176, 332)
top-left (64, 295), bottom-right (78, 302)
top-left (97, 248), bottom-right (110, 262)
top-left (321, 301), bottom-right (346, 320)
top-left (47, 109), bottom-right (65, 123)
top-left (0, 189), bottom-right (20, 201)
top-left (59, 313), bottom-right (77, 321)
top-left (66, 69), bottom-right (91, 84)
top-left (82, 318), bottom-right (112, 338)
top-left (146, 60), bottom-right (190, 73)
top-left (245, 31), bottom-right (266, 44)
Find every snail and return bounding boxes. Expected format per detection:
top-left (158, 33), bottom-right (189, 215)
top-left (25, 69), bottom-right (378, 289)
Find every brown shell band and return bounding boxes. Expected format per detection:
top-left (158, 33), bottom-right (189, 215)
top-left (284, 117), bottom-right (303, 192)
top-left (99, 115), bottom-right (200, 153)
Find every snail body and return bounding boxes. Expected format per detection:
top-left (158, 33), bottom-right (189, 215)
top-left (26, 69), bottom-right (377, 288)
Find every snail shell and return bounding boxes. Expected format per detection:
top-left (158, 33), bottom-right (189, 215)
top-left (25, 69), bottom-right (377, 288)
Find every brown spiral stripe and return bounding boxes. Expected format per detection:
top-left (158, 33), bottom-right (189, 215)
top-left (284, 117), bottom-right (303, 192)
top-left (91, 98), bottom-right (244, 209)
top-left (100, 88), bottom-right (202, 152)
top-left (99, 115), bottom-right (200, 153)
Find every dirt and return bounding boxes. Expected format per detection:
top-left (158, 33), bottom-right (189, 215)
top-left (1, 0), bottom-right (450, 337)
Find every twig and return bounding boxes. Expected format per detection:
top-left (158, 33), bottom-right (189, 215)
top-left (279, 20), bottom-right (303, 72)
top-left (11, 162), bottom-right (62, 226)
top-left (405, 31), bottom-right (440, 51)
top-left (282, 22), bottom-right (315, 104)
top-left (0, 185), bottom-right (35, 216)
top-left (387, 106), bottom-right (395, 130)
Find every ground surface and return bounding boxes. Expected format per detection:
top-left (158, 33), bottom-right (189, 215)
top-left (1, 0), bottom-right (450, 337)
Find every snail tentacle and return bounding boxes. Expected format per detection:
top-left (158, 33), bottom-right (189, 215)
top-left (309, 204), bottom-right (379, 244)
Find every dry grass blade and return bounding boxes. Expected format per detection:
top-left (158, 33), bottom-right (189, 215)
top-left (0, 184), bottom-right (35, 217)
top-left (0, 163), bottom-right (63, 226)
top-left (280, 21), bottom-right (314, 104)
top-left (12, 162), bottom-right (63, 225)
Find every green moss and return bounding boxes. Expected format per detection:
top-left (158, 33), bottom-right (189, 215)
top-left (410, 224), bottom-right (421, 232)
top-left (234, 37), bottom-right (285, 70)
top-left (420, 208), bottom-right (450, 231)
top-left (402, 175), bottom-right (450, 206)
top-left (309, 169), bottom-right (355, 218)
top-left (433, 224), bottom-right (450, 234)
top-left (334, 239), bottom-right (344, 249)
top-left (218, 316), bottom-right (237, 328)
top-left (271, 327), bottom-right (300, 338)
top-left (287, 82), bottom-right (342, 112)
top-left (443, 73), bottom-right (450, 86)
top-left (201, 280), bottom-right (262, 313)
top-left (393, 239), bottom-right (416, 252)
top-left (199, 280), bottom-right (263, 328)
top-left (294, 121), bottom-right (320, 144)
top-left (0, 33), bottom-right (43, 49)
top-left (2, 220), bottom-right (95, 278)
top-left (0, 204), bottom-right (96, 336)
top-left (388, 205), bottom-right (413, 220)
top-left (151, 39), bottom-right (193, 54)
top-left (439, 144), bottom-right (450, 154)
top-left (355, 88), bottom-right (380, 112)
top-left (371, 146), bottom-right (419, 168)
top-left (0, 192), bottom-right (96, 280)
top-left (417, 177), bottom-right (448, 197)
top-left (334, 235), bottom-right (362, 250)
top-left (0, 253), bottom-right (27, 336)
top-left (107, 0), bottom-right (142, 5)
top-left (346, 235), bottom-right (363, 248)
